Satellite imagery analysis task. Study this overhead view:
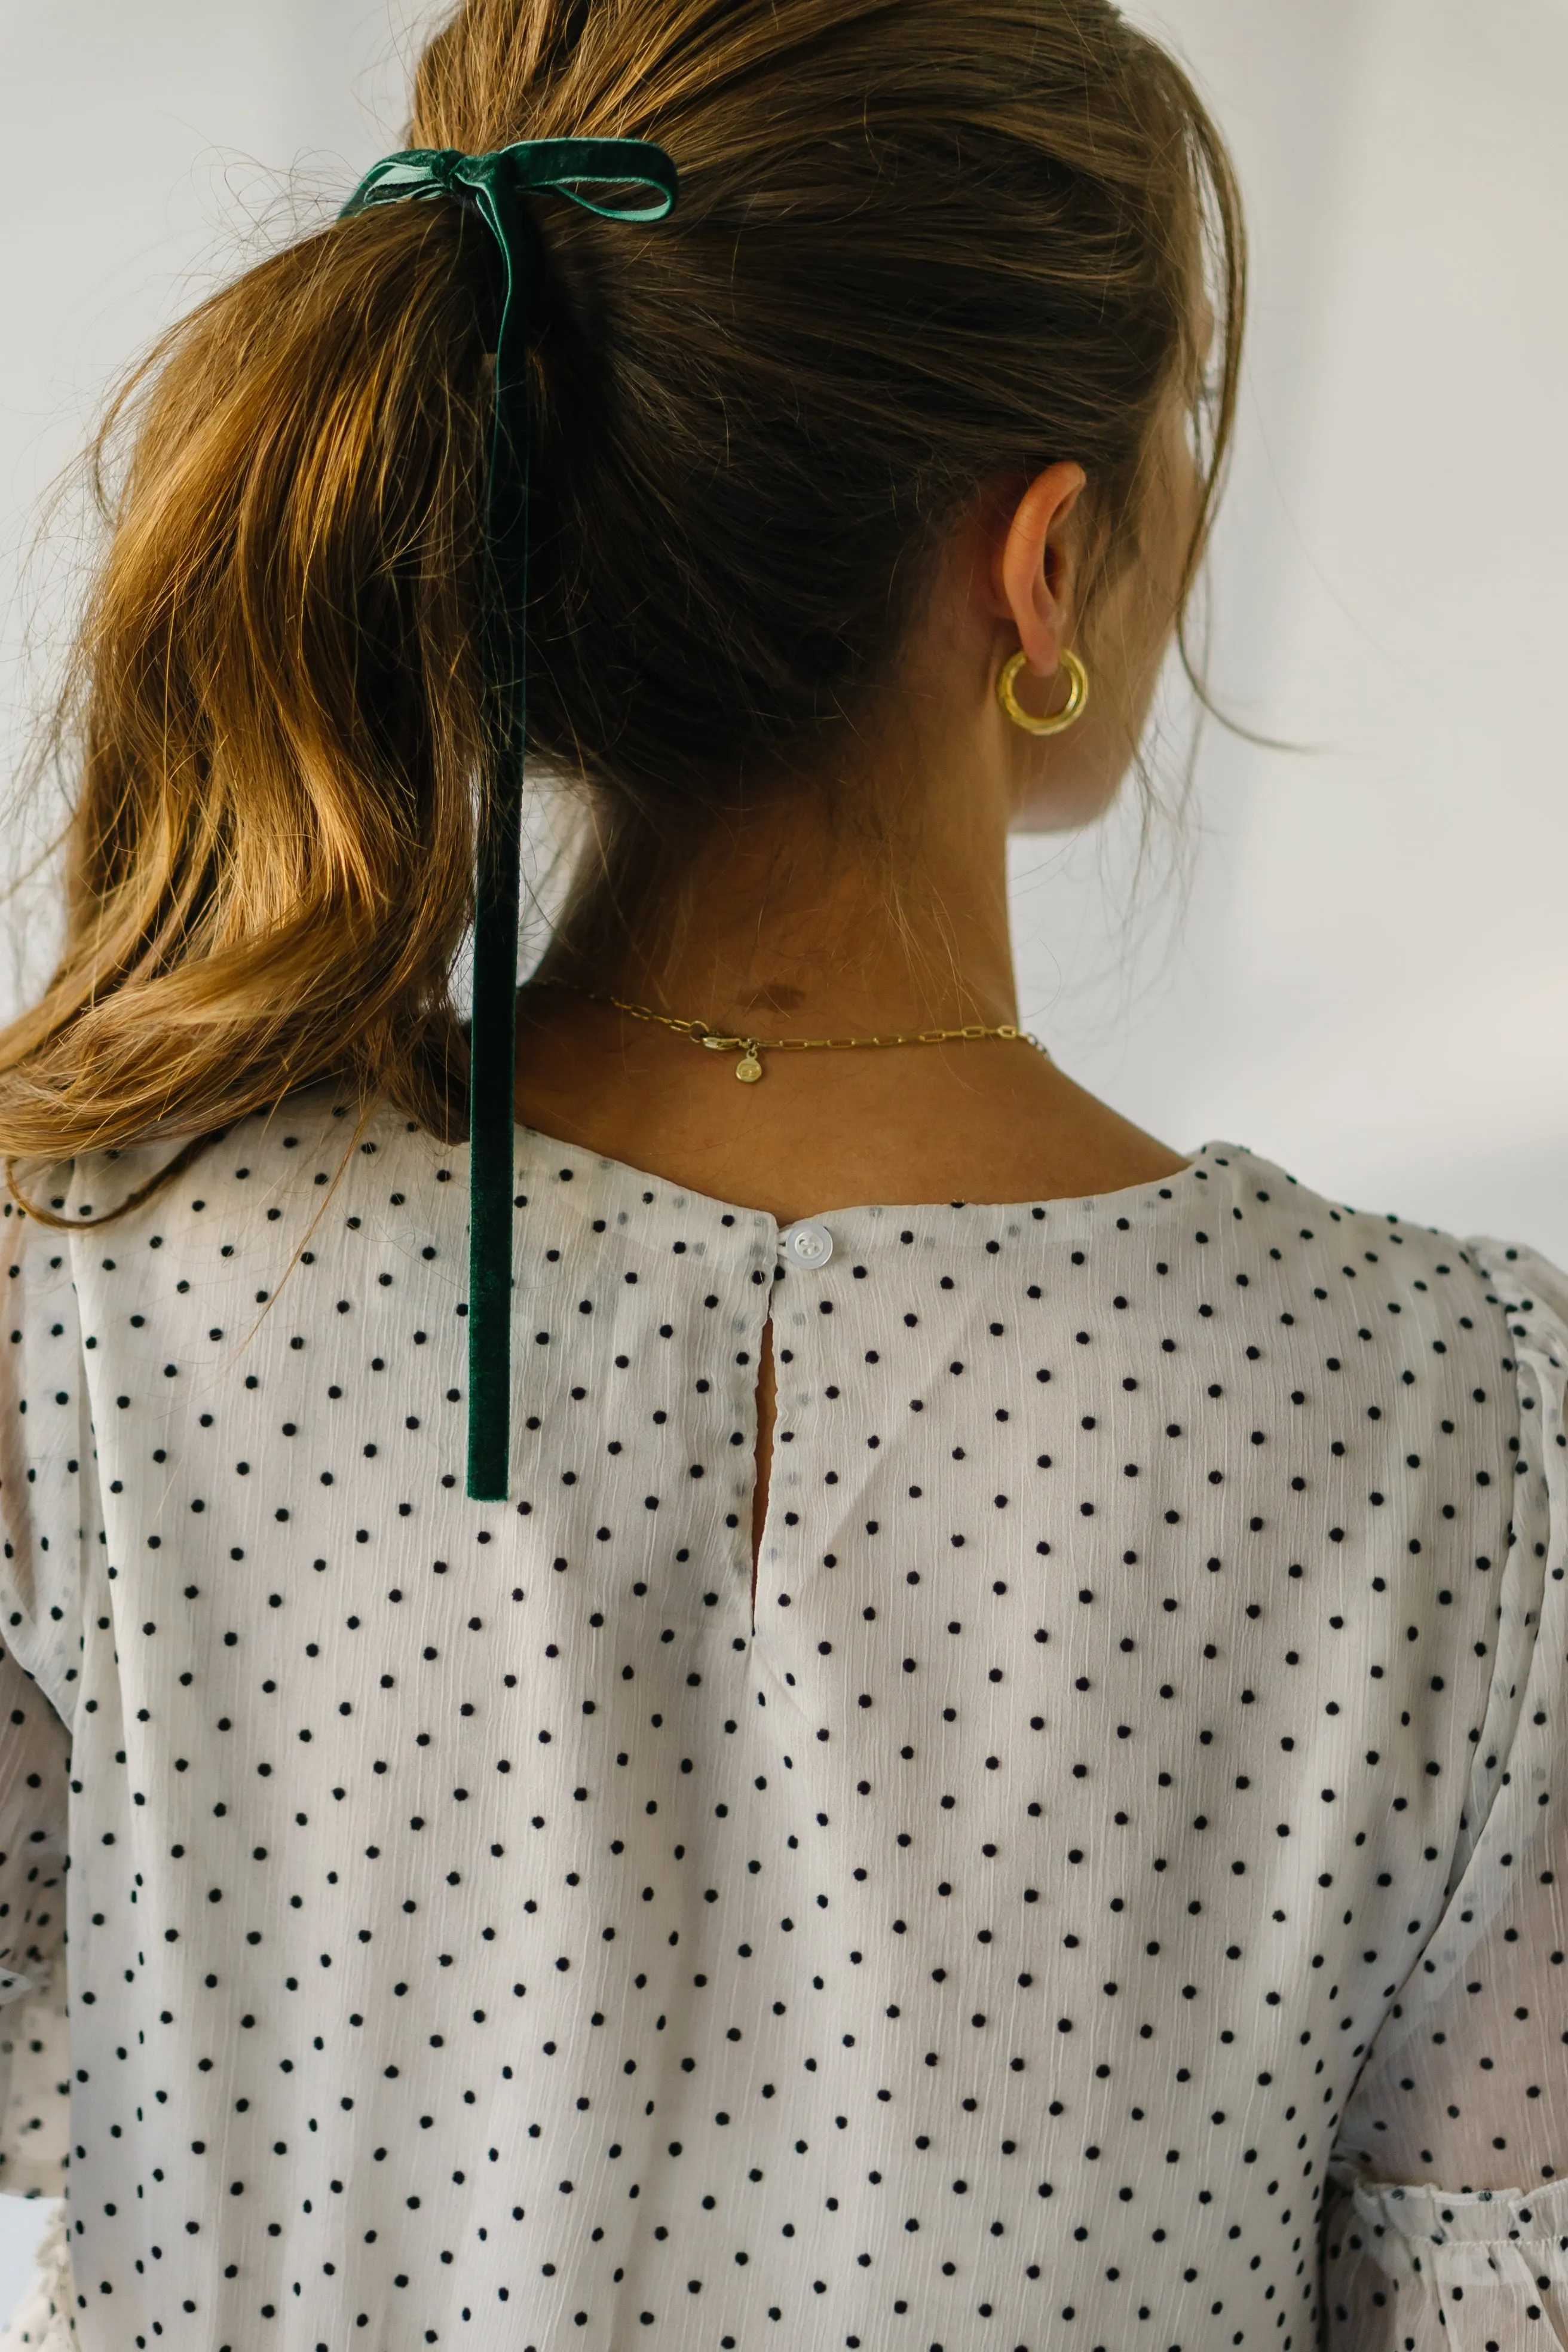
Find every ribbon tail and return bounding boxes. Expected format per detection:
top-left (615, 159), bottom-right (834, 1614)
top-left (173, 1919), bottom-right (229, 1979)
top-left (465, 749), bottom-right (523, 1501)
top-left (465, 182), bottom-right (538, 1503)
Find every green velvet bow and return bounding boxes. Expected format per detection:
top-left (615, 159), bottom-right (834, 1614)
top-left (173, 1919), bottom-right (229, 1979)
top-left (338, 138), bottom-right (679, 1500)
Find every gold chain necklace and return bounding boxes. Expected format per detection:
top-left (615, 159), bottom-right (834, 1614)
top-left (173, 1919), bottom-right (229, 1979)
top-left (531, 977), bottom-right (1045, 1085)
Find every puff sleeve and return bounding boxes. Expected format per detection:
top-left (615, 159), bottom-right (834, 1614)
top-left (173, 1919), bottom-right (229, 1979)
top-left (0, 1193), bottom-right (85, 2200)
top-left (1322, 1238), bottom-right (1568, 2347)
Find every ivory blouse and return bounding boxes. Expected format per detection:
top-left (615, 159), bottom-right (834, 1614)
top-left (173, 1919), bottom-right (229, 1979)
top-left (0, 1083), bottom-right (1564, 2352)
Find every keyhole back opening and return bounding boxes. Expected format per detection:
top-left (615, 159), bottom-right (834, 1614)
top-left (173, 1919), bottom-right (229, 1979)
top-left (751, 1316), bottom-right (776, 1627)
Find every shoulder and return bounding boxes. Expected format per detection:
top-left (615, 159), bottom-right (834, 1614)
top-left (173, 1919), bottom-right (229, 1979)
top-left (0, 1172), bottom-right (83, 1343)
top-left (1189, 1138), bottom-right (1521, 1364)
top-left (68, 1082), bottom-right (451, 1244)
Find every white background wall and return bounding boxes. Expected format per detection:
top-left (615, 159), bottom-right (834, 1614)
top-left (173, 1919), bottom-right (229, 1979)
top-left (1, 0), bottom-right (1566, 2316)
top-left (1019, 0), bottom-right (1568, 1255)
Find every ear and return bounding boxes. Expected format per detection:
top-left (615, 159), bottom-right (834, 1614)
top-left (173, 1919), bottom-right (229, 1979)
top-left (990, 461), bottom-right (1088, 676)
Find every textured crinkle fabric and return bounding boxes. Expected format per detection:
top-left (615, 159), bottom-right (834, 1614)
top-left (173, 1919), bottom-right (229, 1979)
top-left (0, 1087), bottom-right (1565, 2350)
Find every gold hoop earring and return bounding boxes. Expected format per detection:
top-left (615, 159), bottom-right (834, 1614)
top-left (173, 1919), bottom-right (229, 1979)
top-left (997, 645), bottom-right (1089, 737)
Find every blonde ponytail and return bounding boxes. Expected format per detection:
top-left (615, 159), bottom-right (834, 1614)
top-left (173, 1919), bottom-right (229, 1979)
top-left (0, 194), bottom-right (495, 1171)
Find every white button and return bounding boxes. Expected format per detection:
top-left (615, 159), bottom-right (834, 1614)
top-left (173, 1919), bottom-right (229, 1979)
top-left (782, 1218), bottom-right (834, 1270)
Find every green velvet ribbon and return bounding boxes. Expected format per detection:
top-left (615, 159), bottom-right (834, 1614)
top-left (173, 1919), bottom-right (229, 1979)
top-left (338, 137), bottom-right (679, 1500)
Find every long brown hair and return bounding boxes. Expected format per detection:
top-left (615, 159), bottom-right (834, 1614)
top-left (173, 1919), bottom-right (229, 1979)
top-left (0, 0), bottom-right (1245, 1206)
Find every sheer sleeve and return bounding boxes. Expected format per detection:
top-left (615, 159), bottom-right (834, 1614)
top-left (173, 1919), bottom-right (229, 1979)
top-left (0, 1644), bottom-right (69, 2201)
top-left (1323, 1238), bottom-right (1568, 2348)
top-left (0, 1193), bottom-right (86, 2200)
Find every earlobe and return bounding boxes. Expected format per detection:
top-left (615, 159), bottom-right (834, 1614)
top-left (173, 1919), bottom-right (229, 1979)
top-left (997, 644), bottom-right (1090, 737)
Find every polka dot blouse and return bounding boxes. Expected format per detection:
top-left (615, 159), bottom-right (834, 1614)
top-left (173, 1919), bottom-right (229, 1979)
top-left (0, 1083), bottom-right (1564, 2352)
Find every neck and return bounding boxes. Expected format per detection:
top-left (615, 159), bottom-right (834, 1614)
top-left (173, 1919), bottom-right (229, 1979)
top-left (516, 731), bottom-right (1187, 1225)
top-left (553, 736), bottom-right (1019, 1037)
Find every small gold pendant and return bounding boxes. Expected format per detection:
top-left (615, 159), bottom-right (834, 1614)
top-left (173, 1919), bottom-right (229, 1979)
top-left (734, 1053), bottom-right (763, 1083)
